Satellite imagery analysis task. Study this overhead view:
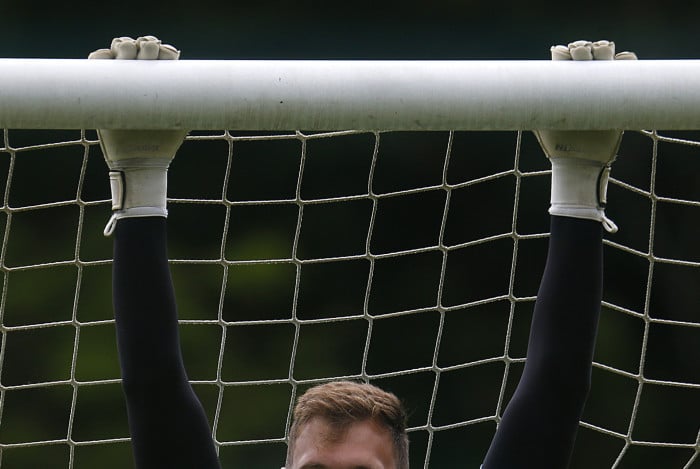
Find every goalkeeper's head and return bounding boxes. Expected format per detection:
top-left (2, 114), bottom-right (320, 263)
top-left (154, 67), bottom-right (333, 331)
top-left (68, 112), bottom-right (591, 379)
top-left (284, 380), bottom-right (409, 469)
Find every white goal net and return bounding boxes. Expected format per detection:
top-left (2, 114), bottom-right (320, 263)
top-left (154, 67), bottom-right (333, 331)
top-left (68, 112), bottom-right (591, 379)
top-left (0, 60), bottom-right (698, 469)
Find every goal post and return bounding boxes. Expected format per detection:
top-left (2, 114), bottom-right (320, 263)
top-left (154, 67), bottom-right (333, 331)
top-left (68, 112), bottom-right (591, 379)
top-left (2, 59), bottom-right (700, 130)
top-left (0, 58), bottom-right (698, 469)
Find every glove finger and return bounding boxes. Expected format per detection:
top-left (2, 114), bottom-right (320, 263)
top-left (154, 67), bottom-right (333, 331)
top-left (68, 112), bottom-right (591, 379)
top-left (88, 48), bottom-right (114, 59)
top-left (615, 51), bottom-right (638, 60)
top-left (158, 43), bottom-right (181, 60)
top-left (592, 40), bottom-right (615, 60)
top-left (111, 37), bottom-right (138, 59)
top-left (136, 36), bottom-right (161, 60)
top-left (568, 40), bottom-right (593, 60)
top-left (551, 45), bottom-right (571, 60)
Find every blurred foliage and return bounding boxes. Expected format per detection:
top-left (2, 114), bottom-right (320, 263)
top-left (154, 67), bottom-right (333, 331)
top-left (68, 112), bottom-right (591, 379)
top-left (0, 5), bottom-right (699, 467)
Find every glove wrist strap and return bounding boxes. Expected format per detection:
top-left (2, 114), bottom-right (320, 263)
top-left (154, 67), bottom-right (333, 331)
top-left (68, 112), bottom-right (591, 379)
top-left (104, 167), bottom-right (168, 236)
top-left (549, 157), bottom-right (618, 233)
top-left (103, 207), bottom-right (168, 236)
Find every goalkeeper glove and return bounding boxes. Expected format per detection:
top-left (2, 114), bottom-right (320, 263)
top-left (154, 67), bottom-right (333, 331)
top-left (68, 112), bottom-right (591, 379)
top-left (534, 40), bottom-right (637, 233)
top-left (89, 36), bottom-right (188, 236)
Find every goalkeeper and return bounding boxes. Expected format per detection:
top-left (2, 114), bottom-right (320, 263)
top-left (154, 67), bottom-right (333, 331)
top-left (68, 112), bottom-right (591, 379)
top-left (93, 36), bottom-right (634, 468)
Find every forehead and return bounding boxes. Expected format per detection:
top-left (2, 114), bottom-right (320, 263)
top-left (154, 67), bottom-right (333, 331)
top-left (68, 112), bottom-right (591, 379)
top-left (292, 417), bottom-right (396, 469)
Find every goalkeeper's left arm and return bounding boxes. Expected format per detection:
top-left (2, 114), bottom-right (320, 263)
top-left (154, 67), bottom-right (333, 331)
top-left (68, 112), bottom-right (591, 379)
top-left (483, 39), bottom-right (635, 469)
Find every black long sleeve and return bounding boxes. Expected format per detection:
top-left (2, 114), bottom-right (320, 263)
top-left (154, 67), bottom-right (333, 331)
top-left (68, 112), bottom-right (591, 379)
top-left (483, 216), bottom-right (604, 468)
top-left (113, 217), bottom-right (221, 469)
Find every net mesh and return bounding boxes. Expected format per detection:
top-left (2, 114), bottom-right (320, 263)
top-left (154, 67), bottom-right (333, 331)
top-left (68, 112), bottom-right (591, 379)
top-left (0, 128), bottom-right (697, 468)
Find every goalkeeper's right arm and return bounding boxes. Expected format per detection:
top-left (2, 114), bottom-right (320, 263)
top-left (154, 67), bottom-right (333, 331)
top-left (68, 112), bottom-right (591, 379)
top-left (95, 36), bottom-right (221, 469)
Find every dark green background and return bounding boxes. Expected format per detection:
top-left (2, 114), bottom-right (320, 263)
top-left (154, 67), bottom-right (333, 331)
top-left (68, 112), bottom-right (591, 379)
top-left (3, 1), bottom-right (700, 60)
top-left (0, 1), bottom-right (698, 468)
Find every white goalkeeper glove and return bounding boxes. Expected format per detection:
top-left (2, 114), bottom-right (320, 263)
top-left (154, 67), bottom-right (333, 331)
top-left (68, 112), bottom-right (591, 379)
top-left (89, 36), bottom-right (188, 236)
top-left (534, 40), bottom-right (637, 233)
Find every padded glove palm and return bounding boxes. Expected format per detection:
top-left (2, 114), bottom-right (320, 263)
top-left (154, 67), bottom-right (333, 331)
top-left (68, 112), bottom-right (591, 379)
top-left (89, 36), bottom-right (188, 235)
top-left (534, 40), bottom-right (637, 233)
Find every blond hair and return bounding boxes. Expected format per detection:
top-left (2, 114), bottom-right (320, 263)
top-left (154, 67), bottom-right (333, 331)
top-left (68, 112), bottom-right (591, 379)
top-left (286, 380), bottom-right (409, 468)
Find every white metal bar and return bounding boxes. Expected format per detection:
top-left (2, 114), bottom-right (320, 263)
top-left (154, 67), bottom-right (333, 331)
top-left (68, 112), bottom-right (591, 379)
top-left (0, 59), bottom-right (699, 130)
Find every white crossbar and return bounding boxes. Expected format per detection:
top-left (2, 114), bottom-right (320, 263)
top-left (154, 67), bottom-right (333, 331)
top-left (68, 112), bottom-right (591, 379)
top-left (1, 59), bottom-right (699, 130)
